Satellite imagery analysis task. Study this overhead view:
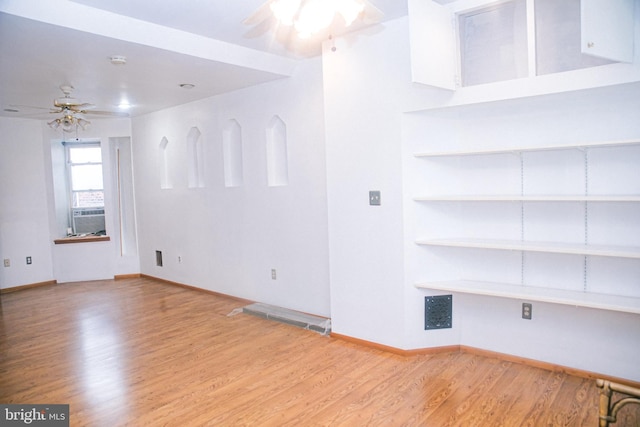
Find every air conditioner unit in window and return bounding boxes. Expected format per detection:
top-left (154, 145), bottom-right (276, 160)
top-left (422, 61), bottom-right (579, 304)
top-left (72, 208), bottom-right (105, 234)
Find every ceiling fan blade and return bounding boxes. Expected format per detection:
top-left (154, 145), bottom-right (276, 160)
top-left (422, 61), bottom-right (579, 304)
top-left (244, 0), bottom-right (275, 26)
top-left (9, 104), bottom-right (57, 112)
top-left (54, 98), bottom-right (83, 108)
top-left (11, 111), bottom-right (59, 118)
top-left (363, 1), bottom-right (384, 23)
top-left (79, 110), bottom-right (129, 117)
top-left (244, 16), bottom-right (276, 39)
top-left (68, 104), bottom-right (96, 113)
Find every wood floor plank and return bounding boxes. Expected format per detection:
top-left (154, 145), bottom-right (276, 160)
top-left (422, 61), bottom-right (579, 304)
top-left (1, 278), bottom-right (634, 426)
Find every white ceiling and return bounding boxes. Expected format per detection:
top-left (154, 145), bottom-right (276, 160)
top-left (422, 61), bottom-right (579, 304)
top-left (0, 0), bottom-right (409, 120)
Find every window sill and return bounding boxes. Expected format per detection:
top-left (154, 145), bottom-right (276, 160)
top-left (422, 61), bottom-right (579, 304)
top-left (54, 235), bottom-right (110, 245)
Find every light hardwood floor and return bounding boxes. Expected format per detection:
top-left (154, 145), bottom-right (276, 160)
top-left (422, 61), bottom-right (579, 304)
top-left (1, 277), bottom-right (638, 426)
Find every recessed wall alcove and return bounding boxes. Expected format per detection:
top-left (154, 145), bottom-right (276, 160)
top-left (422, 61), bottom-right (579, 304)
top-left (159, 136), bottom-right (171, 189)
top-left (187, 127), bottom-right (205, 188)
top-left (266, 115), bottom-right (288, 187)
top-left (110, 137), bottom-right (137, 256)
top-left (223, 119), bottom-right (244, 187)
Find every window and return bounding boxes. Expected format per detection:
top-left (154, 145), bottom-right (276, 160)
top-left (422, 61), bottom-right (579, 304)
top-left (68, 143), bottom-right (104, 208)
top-left (66, 142), bottom-right (106, 235)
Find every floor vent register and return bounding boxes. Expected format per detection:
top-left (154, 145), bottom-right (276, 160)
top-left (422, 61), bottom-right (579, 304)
top-left (241, 303), bottom-right (331, 336)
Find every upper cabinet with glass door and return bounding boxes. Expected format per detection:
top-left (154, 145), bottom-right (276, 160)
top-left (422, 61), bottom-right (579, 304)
top-left (409, 0), bottom-right (638, 101)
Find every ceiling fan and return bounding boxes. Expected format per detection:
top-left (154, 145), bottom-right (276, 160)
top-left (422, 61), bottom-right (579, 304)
top-left (244, 0), bottom-right (384, 55)
top-left (13, 84), bottom-right (129, 133)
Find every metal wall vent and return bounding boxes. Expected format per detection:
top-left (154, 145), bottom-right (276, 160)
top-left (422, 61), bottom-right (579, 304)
top-left (425, 295), bottom-right (452, 330)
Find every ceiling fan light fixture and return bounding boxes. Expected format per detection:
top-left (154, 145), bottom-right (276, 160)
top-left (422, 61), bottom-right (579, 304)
top-left (77, 118), bottom-right (91, 130)
top-left (295, 0), bottom-right (335, 37)
top-left (48, 114), bottom-right (91, 133)
top-left (271, 0), bottom-right (366, 38)
top-left (48, 119), bottom-right (61, 130)
top-left (61, 115), bottom-right (75, 133)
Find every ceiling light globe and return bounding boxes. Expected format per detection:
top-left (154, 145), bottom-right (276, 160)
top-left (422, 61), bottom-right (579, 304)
top-left (62, 115), bottom-right (74, 127)
top-left (270, 0), bottom-right (301, 26)
top-left (295, 0), bottom-right (335, 36)
top-left (77, 118), bottom-right (91, 130)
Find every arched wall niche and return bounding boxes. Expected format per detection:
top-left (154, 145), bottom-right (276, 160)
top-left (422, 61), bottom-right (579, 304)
top-left (223, 119), bottom-right (244, 187)
top-left (159, 136), bottom-right (171, 189)
top-left (187, 126), bottom-right (205, 188)
top-left (266, 115), bottom-right (288, 187)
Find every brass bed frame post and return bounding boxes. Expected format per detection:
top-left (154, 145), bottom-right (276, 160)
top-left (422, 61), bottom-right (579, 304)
top-left (597, 379), bottom-right (614, 427)
top-left (596, 379), bottom-right (640, 427)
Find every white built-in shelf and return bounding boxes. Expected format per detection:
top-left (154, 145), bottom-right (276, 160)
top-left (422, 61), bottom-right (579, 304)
top-left (414, 138), bottom-right (640, 158)
top-left (411, 136), bottom-right (640, 312)
top-left (413, 195), bottom-right (640, 202)
top-left (415, 238), bottom-right (640, 259)
top-left (414, 280), bottom-right (640, 315)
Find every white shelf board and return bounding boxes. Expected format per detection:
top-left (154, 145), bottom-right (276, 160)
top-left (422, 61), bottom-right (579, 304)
top-left (415, 280), bottom-right (640, 314)
top-left (413, 195), bottom-right (640, 202)
top-left (415, 238), bottom-right (640, 259)
top-left (414, 138), bottom-right (640, 158)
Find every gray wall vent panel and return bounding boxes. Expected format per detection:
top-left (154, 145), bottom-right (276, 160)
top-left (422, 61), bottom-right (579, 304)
top-left (425, 295), bottom-right (453, 330)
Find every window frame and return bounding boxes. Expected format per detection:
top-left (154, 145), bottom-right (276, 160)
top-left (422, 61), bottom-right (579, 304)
top-left (65, 140), bottom-right (104, 210)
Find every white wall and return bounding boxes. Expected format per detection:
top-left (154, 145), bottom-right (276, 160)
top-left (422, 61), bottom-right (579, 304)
top-left (402, 85), bottom-right (640, 381)
top-left (2, 8), bottom-right (637, 382)
top-left (131, 58), bottom-right (330, 317)
top-left (323, 19), bottom-right (415, 348)
top-left (0, 116), bottom-right (137, 289)
top-left (0, 117), bottom-right (55, 289)
top-left (41, 118), bottom-right (138, 283)
top-left (323, 15), bottom-right (640, 381)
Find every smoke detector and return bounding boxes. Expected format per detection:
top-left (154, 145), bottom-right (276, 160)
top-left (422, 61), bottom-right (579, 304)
top-left (110, 55), bottom-right (127, 65)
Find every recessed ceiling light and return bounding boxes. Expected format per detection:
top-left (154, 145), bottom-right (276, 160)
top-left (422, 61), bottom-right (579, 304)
top-left (110, 55), bottom-right (127, 65)
top-left (179, 83), bottom-right (195, 89)
top-left (118, 101), bottom-right (131, 109)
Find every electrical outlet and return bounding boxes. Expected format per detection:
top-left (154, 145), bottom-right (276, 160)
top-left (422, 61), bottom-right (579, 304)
top-left (522, 303), bottom-right (532, 320)
top-left (369, 190), bottom-right (381, 206)
top-left (3, 259), bottom-right (9, 267)
top-left (271, 269), bottom-right (277, 280)
top-left (178, 256), bottom-right (182, 264)
top-left (26, 256), bottom-right (32, 265)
